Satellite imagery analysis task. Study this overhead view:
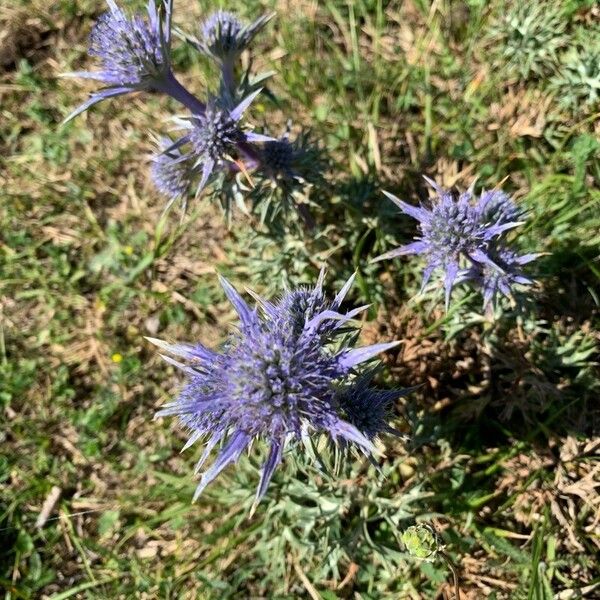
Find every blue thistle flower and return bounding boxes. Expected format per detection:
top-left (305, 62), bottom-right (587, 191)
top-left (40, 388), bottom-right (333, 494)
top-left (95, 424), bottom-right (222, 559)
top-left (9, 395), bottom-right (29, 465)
top-left (177, 90), bottom-right (273, 195)
top-left (477, 189), bottom-right (522, 226)
top-left (197, 10), bottom-right (274, 65)
top-left (258, 129), bottom-right (324, 184)
top-left (374, 177), bottom-right (527, 308)
top-left (150, 137), bottom-right (195, 211)
top-left (148, 272), bottom-right (399, 505)
top-left (261, 138), bottom-right (296, 180)
top-left (64, 0), bottom-right (181, 122)
top-left (337, 372), bottom-right (409, 441)
top-left (466, 247), bottom-right (540, 308)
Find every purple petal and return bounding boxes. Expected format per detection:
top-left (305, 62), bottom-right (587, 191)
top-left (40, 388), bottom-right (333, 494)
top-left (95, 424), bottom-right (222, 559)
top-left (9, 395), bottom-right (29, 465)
top-left (194, 432), bottom-right (223, 473)
top-left (62, 87), bottom-right (133, 124)
top-left (254, 440), bottom-right (283, 503)
top-left (245, 288), bottom-right (277, 319)
top-left (514, 253), bottom-right (541, 265)
top-left (193, 431), bottom-right (250, 501)
top-left (338, 341), bottom-right (400, 370)
top-left (195, 158), bottom-right (215, 196)
top-left (514, 276), bottom-right (533, 285)
top-left (106, 0), bottom-right (120, 14)
top-left (382, 191), bottom-right (430, 223)
top-left (372, 240), bottom-right (428, 263)
top-left (145, 337), bottom-right (217, 362)
top-left (305, 305), bottom-right (369, 333)
top-left (444, 262), bottom-right (459, 309)
top-left (158, 353), bottom-right (198, 375)
top-left (163, 1), bottom-right (174, 43)
top-left (422, 175), bottom-right (446, 196)
top-left (181, 429), bottom-right (204, 452)
top-left (483, 221), bottom-right (524, 239)
top-left (147, 0), bottom-right (158, 30)
top-left (230, 88), bottom-right (262, 121)
top-left (331, 419), bottom-right (378, 456)
top-left (61, 71), bottom-right (112, 81)
top-left (420, 263), bottom-right (437, 293)
top-left (332, 272), bottom-right (356, 309)
top-left (468, 249), bottom-right (501, 270)
top-left (245, 132), bottom-right (277, 143)
top-left (218, 275), bottom-right (255, 327)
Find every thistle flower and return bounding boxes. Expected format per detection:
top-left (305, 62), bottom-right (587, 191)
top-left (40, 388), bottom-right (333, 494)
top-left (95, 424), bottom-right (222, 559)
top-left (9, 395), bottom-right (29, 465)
top-left (261, 138), bottom-right (296, 180)
top-left (177, 89), bottom-right (273, 194)
top-left (466, 246), bottom-right (539, 308)
top-left (477, 189), bottom-right (522, 226)
top-left (258, 129), bottom-right (325, 184)
top-left (64, 0), bottom-right (177, 122)
top-left (150, 137), bottom-right (195, 211)
top-left (374, 177), bottom-right (523, 308)
top-left (337, 372), bottom-right (409, 440)
top-left (148, 272), bottom-right (399, 504)
top-left (196, 10), bottom-right (274, 65)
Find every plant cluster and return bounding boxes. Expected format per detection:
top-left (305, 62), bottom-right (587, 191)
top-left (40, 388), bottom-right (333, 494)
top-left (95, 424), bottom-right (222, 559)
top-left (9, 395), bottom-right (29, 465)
top-left (64, 0), bottom-right (540, 506)
top-left (487, 1), bottom-right (600, 115)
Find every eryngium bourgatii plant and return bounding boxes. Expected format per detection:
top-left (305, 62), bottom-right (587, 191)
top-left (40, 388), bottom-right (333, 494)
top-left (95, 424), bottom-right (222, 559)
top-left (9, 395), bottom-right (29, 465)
top-left (64, 0), bottom-right (321, 220)
top-left (148, 272), bottom-right (405, 507)
top-left (374, 177), bottom-right (539, 309)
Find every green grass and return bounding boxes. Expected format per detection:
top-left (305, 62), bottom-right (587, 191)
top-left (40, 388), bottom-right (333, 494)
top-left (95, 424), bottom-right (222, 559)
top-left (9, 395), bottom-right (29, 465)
top-left (1, 0), bottom-right (599, 598)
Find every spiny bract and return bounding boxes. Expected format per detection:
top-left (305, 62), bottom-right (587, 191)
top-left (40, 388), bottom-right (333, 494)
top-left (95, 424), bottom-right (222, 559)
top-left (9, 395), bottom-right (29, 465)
top-left (148, 273), bottom-right (400, 504)
top-left (150, 138), bottom-right (195, 211)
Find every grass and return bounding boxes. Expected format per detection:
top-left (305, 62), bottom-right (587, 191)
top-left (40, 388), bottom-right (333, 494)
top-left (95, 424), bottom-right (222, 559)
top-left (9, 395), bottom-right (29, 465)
top-left (1, 0), bottom-right (599, 598)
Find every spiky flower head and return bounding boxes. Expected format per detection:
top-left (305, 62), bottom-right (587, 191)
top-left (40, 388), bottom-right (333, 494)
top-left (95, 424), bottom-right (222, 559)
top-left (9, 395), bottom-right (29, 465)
top-left (148, 272), bottom-right (400, 504)
top-left (488, 0), bottom-right (568, 80)
top-left (374, 177), bottom-right (535, 308)
top-left (64, 0), bottom-right (174, 122)
top-left (178, 89), bottom-right (273, 195)
top-left (261, 138), bottom-right (296, 179)
top-left (477, 189), bottom-right (522, 226)
top-left (197, 10), bottom-right (274, 65)
top-left (337, 372), bottom-right (409, 440)
top-left (466, 247), bottom-right (539, 308)
top-left (150, 137), bottom-right (195, 211)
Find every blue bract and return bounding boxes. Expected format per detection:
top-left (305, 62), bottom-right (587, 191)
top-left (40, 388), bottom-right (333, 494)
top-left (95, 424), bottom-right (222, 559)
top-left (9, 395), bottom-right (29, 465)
top-left (337, 372), bottom-right (410, 441)
top-left (375, 177), bottom-right (538, 308)
top-left (148, 273), bottom-right (401, 505)
top-left (167, 90), bottom-right (274, 197)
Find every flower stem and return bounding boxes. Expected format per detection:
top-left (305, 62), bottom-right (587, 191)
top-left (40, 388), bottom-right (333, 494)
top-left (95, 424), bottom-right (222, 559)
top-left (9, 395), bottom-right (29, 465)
top-left (162, 72), bottom-right (206, 114)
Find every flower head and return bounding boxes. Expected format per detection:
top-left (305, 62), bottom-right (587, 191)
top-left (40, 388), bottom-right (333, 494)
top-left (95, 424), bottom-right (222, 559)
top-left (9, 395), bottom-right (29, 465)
top-left (466, 246), bottom-right (539, 308)
top-left (64, 0), bottom-right (173, 122)
top-left (337, 372), bottom-right (409, 440)
top-left (477, 189), bottom-right (522, 227)
top-left (150, 137), bottom-right (195, 211)
top-left (177, 89), bottom-right (273, 194)
top-left (148, 273), bottom-right (399, 504)
top-left (261, 138), bottom-right (296, 179)
top-left (197, 10), bottom-right (273, 64)
top-left (374, 177), bottom-right (532, 308)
